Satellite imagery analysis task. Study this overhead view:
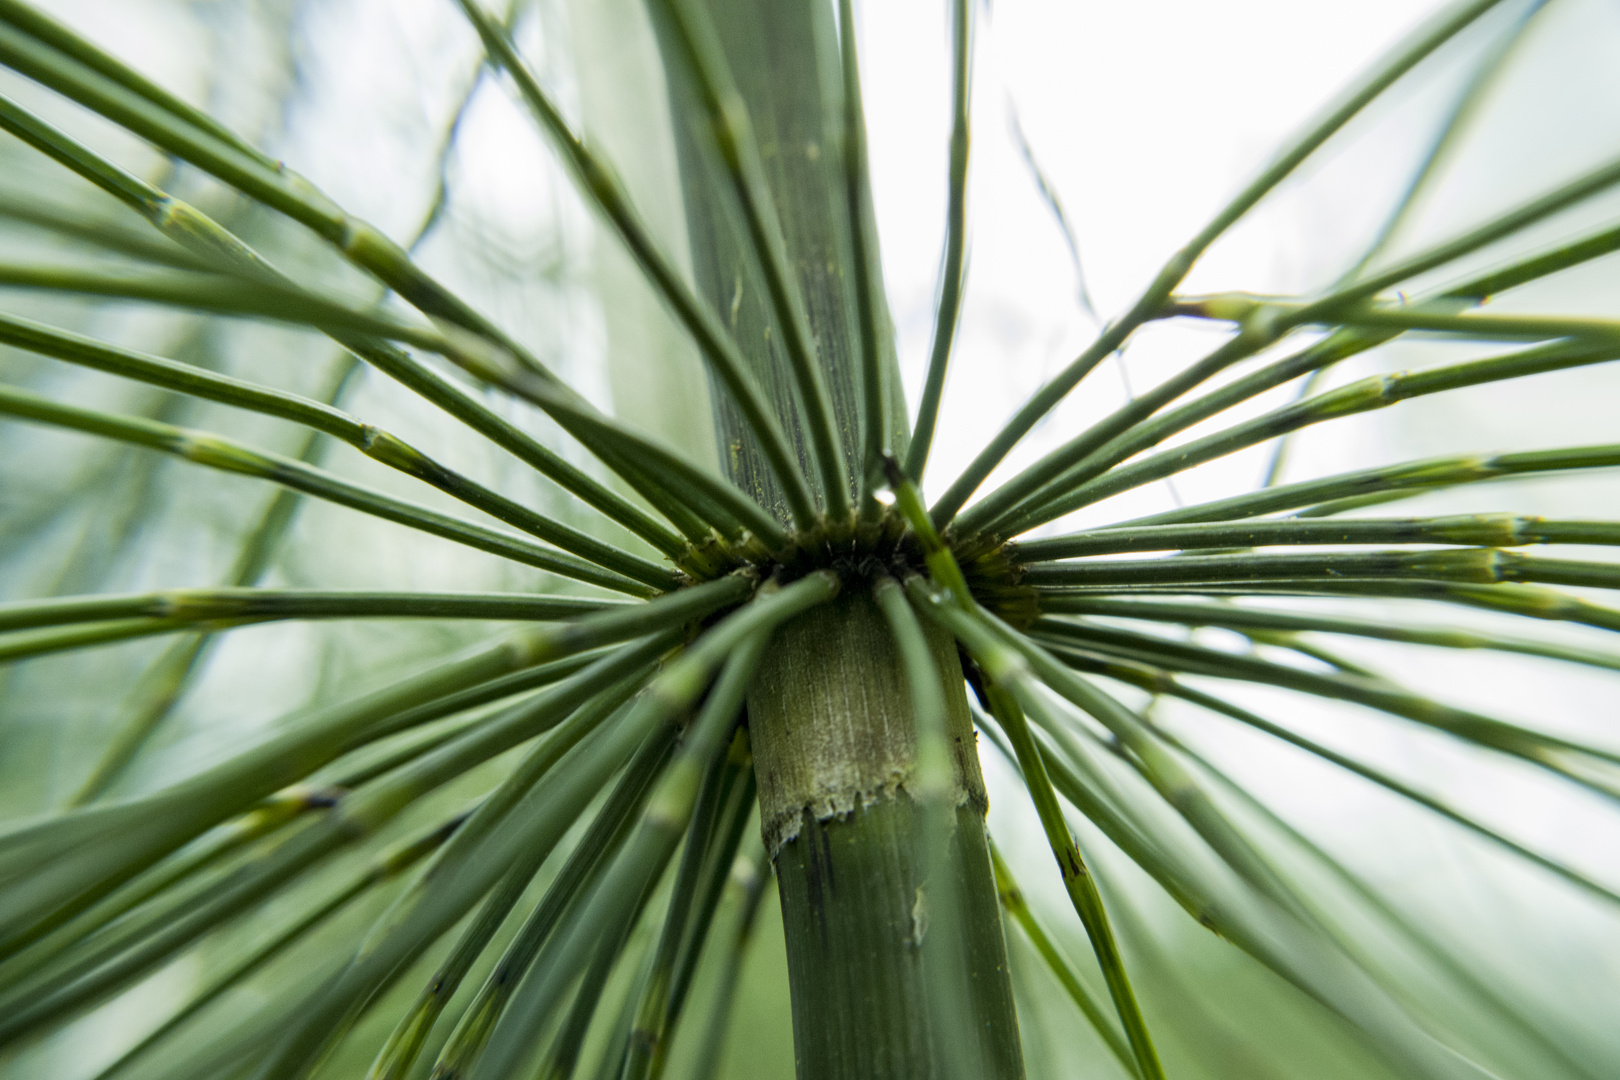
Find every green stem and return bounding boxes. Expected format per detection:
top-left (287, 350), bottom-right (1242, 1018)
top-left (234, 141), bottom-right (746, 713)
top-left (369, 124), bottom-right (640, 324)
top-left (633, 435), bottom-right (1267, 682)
top-left (876, 576), bottom-right (981, 1080)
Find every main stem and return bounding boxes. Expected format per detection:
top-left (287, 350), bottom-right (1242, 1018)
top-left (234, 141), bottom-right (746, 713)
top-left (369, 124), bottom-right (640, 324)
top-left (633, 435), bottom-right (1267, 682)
top-left (749, 590), bottom-right (1023, 1079)
top-left (644, 2), bottom-right (1024, 1076)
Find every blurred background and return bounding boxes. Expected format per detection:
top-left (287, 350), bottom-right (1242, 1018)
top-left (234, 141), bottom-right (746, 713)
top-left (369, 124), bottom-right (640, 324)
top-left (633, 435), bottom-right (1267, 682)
top-left (1, 0), bottom-right (1617, 1077)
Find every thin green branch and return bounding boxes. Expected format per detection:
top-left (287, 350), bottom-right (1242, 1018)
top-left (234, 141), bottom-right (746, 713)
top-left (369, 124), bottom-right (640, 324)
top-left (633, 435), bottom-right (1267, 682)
top-left (1060, 651), bottom-right (1620, 910)
top-left (926, 0), bottom-right (1506, 528)
top-left (840, 0), bottom-right (891, 514)
top-left (0, 0), bottom-right (276, 162)
top-left (970, 661), bottom-right (1166, 1080)
top-left (686, 837), bottom-right (770, 1080)
top-left (1331, 304), bottom-right (1620, 344)
top-left (90, 813), bottom-right (462, 1080)
top-left (0, 310), bottom-right (679, 587)
top-left (1005, 597), bottom-right (1616, 925)
top-left (653, 0), bottom-right (852, 518)
top-left (68, 356), bottom-right (362, 807)
top-left (1014, 514), bottom-right (1620, 561)
top-left (0, 261), bottom-right (530, 375)
top-left (1123, 442), bottom-right (1620, 528)
top-left (0, 11), bottom-right (561, 379)
top-left (1008, 339), bottom-right (1620, 533)
top-left (354, 682), bottom-right (642, 1080)
top-left (971, 136), bottom-right (1620, 541)
top-left (346, 653), bottom-right (609, 756)
top-left (0, 617), bottom-right (224, 666)
top-left (468, 579), bottom-right (827, 1080)
top-left (586, 951), bottom-right (656, 1080)
top-left (989, 841), bottom-right (1140, 1079)
top-left (542, 885), bottom-right (651, 1080)
top-left (1453, 220), bottom-right (1620, 301)
top-left (315, 674), bottom-right (598, 798)
top-left (974, 693), bottom-right (1509, 1080)
top-left (875, 574), bottom-right (979, 1080)
top-left (0, 578), bottom-right (747, 954)
top-left (1023, 547), bottom-right (1620, 594)
top-left (0, 71), bottom-right (703, 553)
top-left (933, 577), bottom-right (1327, 931)
top-left (0, 588), bottom-right (626, 634)
top-left (1300, 150), bottom-right (1620, 320)
top-left (883, 454), bottom-right (973, 605)
top-left (352, 339), bottom-right (777, 552)
top-left (1339, 1), bottom-right (1551, 284)
top-left (0, 789), bottom-right (336, 992)
top-left (904, 0), bottom-right (973, 486)
top-left (950, 328), bottom-right (1275, 540)
top-left (978, 214), bottom-right (1620, 544)
top-left (0, 381), bottom-right (655, 594)
top-left (0, 641), bottom-right (672, 1041)
top-left (1027, 618), bottom-right (1620, 793)
top-left (245, 650), bottom-right (674, 1078)
top-left (422, 729), bottom-right (677, 1080)
top-left (659, 740), bottom-right (756, 1052)
top-left (345, 340), bottom-right (692, 560)
top-left (1140, 704), bottom-right (1612, 1080)
top-left (454, 0), bottom-right (819, 529)
top-left (621, 731), bottom-right (735, 1080)
top-left (1037, 578), bottom-right (1620, 634)
top-left (0, 193), bottom-right (210, 270)
top-left (1036, 595), bottom-right (1620, 673)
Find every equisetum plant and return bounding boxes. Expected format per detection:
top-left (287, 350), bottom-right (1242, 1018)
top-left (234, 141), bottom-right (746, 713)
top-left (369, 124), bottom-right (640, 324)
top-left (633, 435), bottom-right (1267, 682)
top-left (0, 0), bottom-right (1616, 1078)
